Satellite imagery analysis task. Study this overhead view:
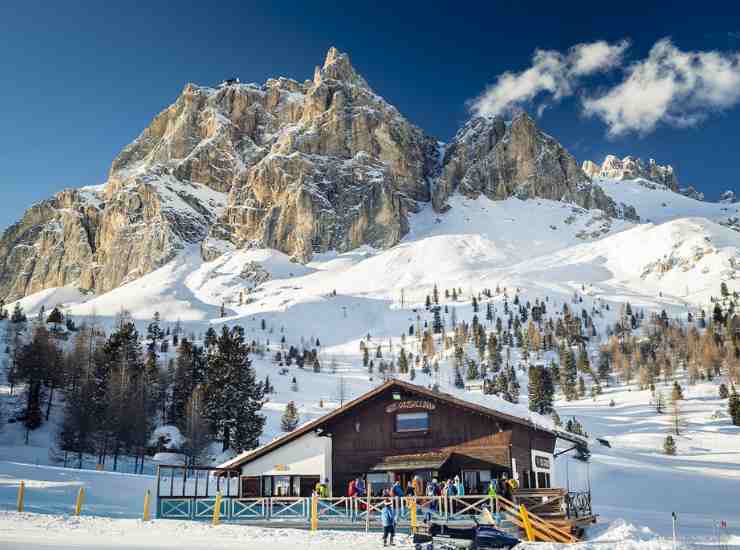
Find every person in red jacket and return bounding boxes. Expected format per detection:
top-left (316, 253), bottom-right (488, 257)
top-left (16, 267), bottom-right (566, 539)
top-left (348, 478), bottom-right (357, 497)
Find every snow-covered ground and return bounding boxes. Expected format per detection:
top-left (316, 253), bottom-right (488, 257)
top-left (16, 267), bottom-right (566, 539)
top-left (0, 512), bottom-right (732, 549)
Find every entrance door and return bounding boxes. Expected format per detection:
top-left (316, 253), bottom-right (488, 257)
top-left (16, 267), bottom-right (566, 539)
top-left (241, 477), bottom-right (260, 497)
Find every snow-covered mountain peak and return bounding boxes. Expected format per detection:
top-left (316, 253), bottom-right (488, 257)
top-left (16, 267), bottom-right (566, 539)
top-left (582, 155), bottom-right (678, 191)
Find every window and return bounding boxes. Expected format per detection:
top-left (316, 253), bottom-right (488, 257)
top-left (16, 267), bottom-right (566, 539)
top-left (396, 412), bottom-right (429, 432)
top-left (535, 456), bottom-right (550, 470)
top-left (273, 476), bottom-right (291, 497)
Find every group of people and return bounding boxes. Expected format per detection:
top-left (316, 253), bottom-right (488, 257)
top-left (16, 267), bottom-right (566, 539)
top-left (342, 472), bottom-right (518, 501)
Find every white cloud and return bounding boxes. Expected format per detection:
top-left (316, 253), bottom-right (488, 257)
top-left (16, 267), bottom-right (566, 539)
top-left (472, 40), bottom-right (629, 117)
top-left (570, 40), bottom-right (629, 75)
top-left (583, 39), bottom-right (740, 136)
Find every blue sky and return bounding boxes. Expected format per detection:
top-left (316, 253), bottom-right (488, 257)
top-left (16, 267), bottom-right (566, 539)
top-left (2, 1), bottom-right (740, 231)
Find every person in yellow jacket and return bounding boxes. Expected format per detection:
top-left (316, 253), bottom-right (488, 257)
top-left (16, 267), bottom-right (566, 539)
top-left (315, 478), bottom-right (329, 497)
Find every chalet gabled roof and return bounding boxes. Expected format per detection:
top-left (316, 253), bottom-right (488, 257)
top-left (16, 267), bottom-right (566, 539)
top-left (218, 378), bottom-right (587, 470)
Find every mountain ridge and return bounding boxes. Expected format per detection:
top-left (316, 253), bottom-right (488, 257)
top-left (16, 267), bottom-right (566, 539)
top-left (0, 47), bottom-right (735, 303)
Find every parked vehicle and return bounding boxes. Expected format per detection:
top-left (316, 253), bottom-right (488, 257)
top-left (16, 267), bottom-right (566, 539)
top-left (413, 519), bottom-right (519, 550)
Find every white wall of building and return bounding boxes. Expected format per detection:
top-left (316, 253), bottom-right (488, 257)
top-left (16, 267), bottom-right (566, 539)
top-left (240, 431), bottom-right (333, 494)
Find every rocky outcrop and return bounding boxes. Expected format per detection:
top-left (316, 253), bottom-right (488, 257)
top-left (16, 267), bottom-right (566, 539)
top-left (582, 155), bottom-right (679, 191)
top-left (720, 190), bottom-right (737, 204)
top-left (680, 186), bottom-right (705, 201)
top-left (433, 113), bottom-right (617, 216)
top-left (0, 178), bottom-right (226, 301)
top-left (211, 47), bottom-right (438, 261)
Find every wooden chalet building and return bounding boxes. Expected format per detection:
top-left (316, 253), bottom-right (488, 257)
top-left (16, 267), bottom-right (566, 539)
top-left (219, 379), bottom-right (587, 499)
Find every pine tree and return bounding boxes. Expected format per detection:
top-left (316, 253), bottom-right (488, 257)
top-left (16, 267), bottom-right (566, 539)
top-left (466, 359), bottom-right (479, 380)
top-left (10, 303), bottom-right (26, 324)
top-left (655, 390), bottom-right (665, 414)
top-left (432, 284), bottom-right (439, 305)
top-left (671, 381), bottom-right (684, 401)
top-left (432, 307), bottom-right (443, 334)
top-left (576, 348), bottom-right (590, 373)
top-left (719, 384), bottom-right (729, 399)
top-left (398, 348), bottom-right (409, 374)
top-left (577, 376), bottom-right (586, 399)
top-left (560, 347), bottom-right (577, 401)
top-left (46, 307), bottom-right (64, 327)
top-left (663, 435), bottom-right (677, 455)
top-left (203, 326), bottom-right (265, 452)
top-left (729, 386), bottom-right (740, 426)
top-left (597, 350), bottom-right (610, 383)
top-left (16, 325), bottom-right (60, 439)
top-left (528, 365), bottom-right (554, 414)
top-left (362, 346), bottom-right (369, 368)
top-left (281, 401), bottom-right (300, 432)
top-left (147, 312), bottom-right (163, 352)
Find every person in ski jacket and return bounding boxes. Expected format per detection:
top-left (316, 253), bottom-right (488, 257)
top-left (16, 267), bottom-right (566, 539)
top-left (355, 477), bottom-right (366, 497)
top-left (405, 481), bottom-right (415, 496)
top-left (412, 475), bottom-right (424, 497)
top-left (487, 479), bottom-right (497, 497)
top-left (454, 476), bottom-right (465, 496)
top-left (347, 479), bottom-right (357, 497)
top-left (391, 480), bottom-right (405, 498)
top-left (315, 479), bottom-right (329, 497)
top-left (381, 501), bottom-right (396, 546)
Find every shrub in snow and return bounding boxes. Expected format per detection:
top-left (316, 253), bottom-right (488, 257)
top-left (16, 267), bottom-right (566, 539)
top-left (663, 435), bottom-right (677, 455)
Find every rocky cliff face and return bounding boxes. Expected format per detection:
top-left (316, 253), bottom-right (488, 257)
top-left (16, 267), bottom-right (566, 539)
top-left (2, 48), bottom-right (647, 302)
top-left (582, 155), bottom-right (679, 191)
top-left (212, 47), bottom-right (439, 261)
top-left (433, 114), bottom-right (616, 215)
top-left (0, 178), bottom-right (226, 301)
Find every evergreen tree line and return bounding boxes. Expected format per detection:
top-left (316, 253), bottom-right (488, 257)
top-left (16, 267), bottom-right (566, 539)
top-left (3, 306), bottom-right (265, 470)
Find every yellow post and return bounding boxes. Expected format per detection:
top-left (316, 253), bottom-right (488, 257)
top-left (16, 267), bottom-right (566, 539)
top-left (212, 491), bottom-right (222, 526)
top-left (16, 481), bottom-right (25, 513)
top-left (74, 487), bottom-right (85, 516)
top-left (519, 504), bottom-right (535, 542)
top-left (143, 489), bottom-right (151, 522)
top-left (365, 482), bottom-right (371, 533)
top-left (310, 493), bottom-right (319, 532)
top-left (407, 497), bottom-right (417, 534)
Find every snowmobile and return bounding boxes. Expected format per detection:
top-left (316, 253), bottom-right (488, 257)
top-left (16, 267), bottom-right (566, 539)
top-left (412, 518), bottom-right (519, 550)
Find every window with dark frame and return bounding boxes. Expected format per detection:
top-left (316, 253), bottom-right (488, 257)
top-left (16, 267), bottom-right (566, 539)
top-left (395, 411), bottom-right (429, 432)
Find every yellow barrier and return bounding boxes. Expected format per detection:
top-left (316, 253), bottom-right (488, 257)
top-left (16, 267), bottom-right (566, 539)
top-left (143, 490), bottom-right (151, 522)
top-left (213, 491), bottom-right (222, 526)
top-left (310, 494), bottom-right (318, 532)
top-left (17, 481), bottom-right (25, 513)
top-left (407, 497), bottom-right (417, 534)
top-left (74, 487), bottom-right (85, 516)
top-left (519, 504), bottom-right (535, 542)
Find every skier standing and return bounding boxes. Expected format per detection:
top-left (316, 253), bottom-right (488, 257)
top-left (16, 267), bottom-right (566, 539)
top-left (381, 500), bottom-right (396, 546)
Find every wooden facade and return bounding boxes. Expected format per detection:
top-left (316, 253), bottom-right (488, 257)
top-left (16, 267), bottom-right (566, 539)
top-left (222, 379), bottom-right (581, 498)
top-left (324, 384), bottom-right (550, 495)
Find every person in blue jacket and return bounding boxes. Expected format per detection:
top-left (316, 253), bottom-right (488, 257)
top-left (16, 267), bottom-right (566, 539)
top-left (381, 500), bottom-right (396, 546)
